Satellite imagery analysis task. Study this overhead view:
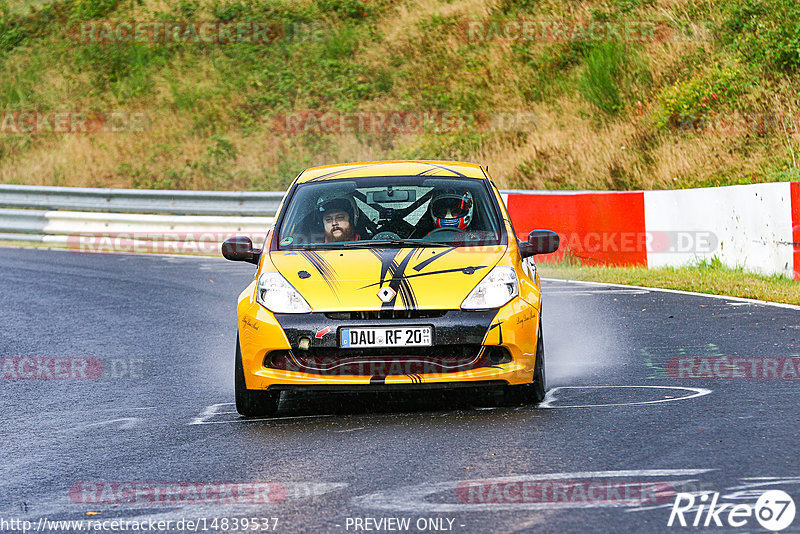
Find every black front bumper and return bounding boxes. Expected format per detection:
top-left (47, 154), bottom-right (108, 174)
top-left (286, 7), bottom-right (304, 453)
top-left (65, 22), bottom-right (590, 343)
top-left (269, 380), bottom-right (508, 392)
top-left (273, 309), bottom-right (498, 349)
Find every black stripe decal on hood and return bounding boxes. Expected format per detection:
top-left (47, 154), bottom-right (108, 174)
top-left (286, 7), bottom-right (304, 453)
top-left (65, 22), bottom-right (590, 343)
top-left (358, 265), bottom-right (487, 289)
top-left (412, 247), bottom-right (455, 272)
top-left (395, 250), bottom-right (418, 311)
top-left (369, 248), bottom-right (418, 310)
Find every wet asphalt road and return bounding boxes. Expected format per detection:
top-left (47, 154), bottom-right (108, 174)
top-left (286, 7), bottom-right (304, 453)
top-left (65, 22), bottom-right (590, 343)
top-left (0, 247), bottom-right (799, 533)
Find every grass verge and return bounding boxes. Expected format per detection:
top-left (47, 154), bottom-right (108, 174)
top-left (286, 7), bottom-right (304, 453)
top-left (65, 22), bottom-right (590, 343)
top-left (539, 261), bottom-right (800, 306)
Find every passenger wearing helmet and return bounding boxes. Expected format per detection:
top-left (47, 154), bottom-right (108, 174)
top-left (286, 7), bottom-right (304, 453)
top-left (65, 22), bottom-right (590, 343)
top-left (429, 189), bottom-right (474, 230)
top-left (319, 197), bottom-right (361, 243)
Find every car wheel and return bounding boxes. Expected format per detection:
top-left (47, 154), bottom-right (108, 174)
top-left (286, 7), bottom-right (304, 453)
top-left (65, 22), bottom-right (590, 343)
top-left (235, 335), bottom-right (281, 417)
top-left (530, 318), bottom-right (547, 403)
top-left (499, 317), bottom-right (547, 406)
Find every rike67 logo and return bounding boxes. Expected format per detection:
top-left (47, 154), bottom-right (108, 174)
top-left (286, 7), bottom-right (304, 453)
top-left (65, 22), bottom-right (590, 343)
top-left (668, 490), bottom-right (796, 530)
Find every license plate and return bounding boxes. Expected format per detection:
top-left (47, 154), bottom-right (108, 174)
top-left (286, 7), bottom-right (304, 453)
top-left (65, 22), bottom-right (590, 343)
top-left (339, 326), bottom-right (433, 348)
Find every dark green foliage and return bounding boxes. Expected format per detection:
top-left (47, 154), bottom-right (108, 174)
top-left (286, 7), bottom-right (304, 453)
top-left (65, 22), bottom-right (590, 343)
top-left (721, 0), bottom-right (800, 73)
top-left (578, 41), bottom-right (650, 115)
top-left (70, 0), bottom-right (121, 20)
top-left (316, 0), bottom-right (369, 19)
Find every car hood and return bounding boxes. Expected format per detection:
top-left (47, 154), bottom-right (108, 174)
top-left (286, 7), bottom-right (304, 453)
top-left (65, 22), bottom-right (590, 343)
top-left (269, 245), bottom-right (506, 312)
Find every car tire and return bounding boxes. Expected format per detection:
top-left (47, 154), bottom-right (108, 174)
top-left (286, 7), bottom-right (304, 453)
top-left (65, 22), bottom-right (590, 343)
top-left (499, 317), bottom-right (547, 406)
top-left (530, 318), bottom-right (547, 403)
top-left (235, 335), bottom-right (281, 417)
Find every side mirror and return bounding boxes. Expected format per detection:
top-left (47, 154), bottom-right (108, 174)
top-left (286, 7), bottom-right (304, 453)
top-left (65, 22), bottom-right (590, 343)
top-left (221, 236), bottom-right (261, 265)
top-left (519, 229), bottom-right (560, 258)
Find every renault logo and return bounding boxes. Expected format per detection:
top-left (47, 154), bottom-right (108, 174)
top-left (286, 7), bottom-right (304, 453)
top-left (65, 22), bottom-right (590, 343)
top-left (377, 286), bottom-right (396, 302)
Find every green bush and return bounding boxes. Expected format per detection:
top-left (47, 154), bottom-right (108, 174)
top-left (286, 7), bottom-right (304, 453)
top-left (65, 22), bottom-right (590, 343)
top-left (721, 0), bottom-right (800, 73)
top-left (653, 64), bottom-right (747, 131)
top-left (169, 0), bottom-right (200, 19)
top-left (316, 0), bottom-right (369, 19)
top-left (514, 40), bottom-right (589, 102)
top-left (322, 25), bottom-right (359, 59)
top-left (578, 41), bottom-right (650, 115)
top-left (69, 0), bottom-right (123, 20)
top-left (209, 0), bottom-right (246, 22)
top-left (0, 1), bottom-right (31, 54)
top-left (74, 42), bottom-right (170, 98)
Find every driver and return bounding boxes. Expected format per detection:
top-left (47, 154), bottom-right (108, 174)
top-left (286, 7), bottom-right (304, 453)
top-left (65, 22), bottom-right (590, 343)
top-left (319, 198), bottom-right (360, 243)
top-left (429, 189), bottom-right (474, 230)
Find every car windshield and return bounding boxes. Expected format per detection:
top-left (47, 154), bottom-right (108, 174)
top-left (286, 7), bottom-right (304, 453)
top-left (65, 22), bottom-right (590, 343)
top-left (277, 176), bottom-right (504, 249)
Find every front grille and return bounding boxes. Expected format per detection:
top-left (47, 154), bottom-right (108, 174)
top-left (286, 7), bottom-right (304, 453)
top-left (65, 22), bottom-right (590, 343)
top-left (324, 310), bottom-right (448, 321)
top-left (264, 344), bottom-right (505, 376)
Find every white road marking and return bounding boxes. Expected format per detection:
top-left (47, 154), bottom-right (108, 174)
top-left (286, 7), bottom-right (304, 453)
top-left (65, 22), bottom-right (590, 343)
top-left (188, 403), bottom-right (231, 425)
top-left (544, 289), bottom-right (651, 295)
top-left (351, 469), bottom-right (715, 512)
top-left (190, 386), bottom-right (710, 423)
top-left (539, 385), bottom-right (712, 409)
top-left (189, 403), bottom-right (335, 425)
top-left (542, 278), bottom-right (800, 310)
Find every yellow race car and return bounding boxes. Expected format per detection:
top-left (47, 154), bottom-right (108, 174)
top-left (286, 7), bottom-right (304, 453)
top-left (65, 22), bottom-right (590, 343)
top-left (222, 161), bottom-right (559, 416)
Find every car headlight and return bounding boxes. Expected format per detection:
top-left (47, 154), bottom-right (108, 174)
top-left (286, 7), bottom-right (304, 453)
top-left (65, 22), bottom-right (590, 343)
top-left (255, 271), bottom-right (312, 314)
top-left (461, 265), bottom-right (519, 310)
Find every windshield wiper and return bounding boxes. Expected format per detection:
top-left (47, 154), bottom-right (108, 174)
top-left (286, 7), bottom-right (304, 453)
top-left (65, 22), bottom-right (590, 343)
top-left (340, 239), bottom-right (450, 248)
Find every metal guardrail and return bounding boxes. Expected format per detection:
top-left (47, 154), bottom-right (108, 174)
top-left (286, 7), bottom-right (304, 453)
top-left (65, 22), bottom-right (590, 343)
top-left (0, 184), bottom-right (284, 216)
top-left (0, 185), bottom-right (281, 248)
top-left (0, 208), bottom-right (47, 235)
top-left (0, 185), bottom-right (509, 250)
